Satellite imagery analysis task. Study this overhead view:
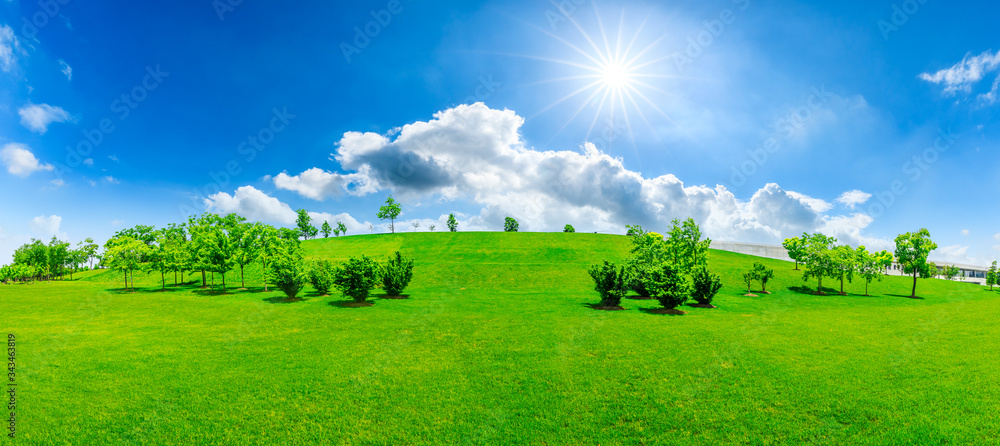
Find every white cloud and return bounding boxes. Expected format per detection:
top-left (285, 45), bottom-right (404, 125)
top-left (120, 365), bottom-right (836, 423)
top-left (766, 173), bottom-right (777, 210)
top-left (30, 215), bottom-right (65, 239)
top-left (272, 103), bottom-right (884, 244)
top-left (108, 155), bottom-right (119, 162)
top-left (58, 59), bottom-right (72, 80)
top-left (50, 179), bottom-right (66, 188)
top-left (961, 229), bottom-right (970, 236)
top-left (18, 103), bottom-right (71, 134)
top-left (83, 158), bottom-right (93, 166)
top-left (835, 190), bottom-right (872, 209)
top-left (204, 185), bottom-right (373, 232)
top-left (0, 25), bottom-right (20, 72)
top-left (1, 143), bottom-right (54, 177)
top-left (920, 50), bottom-right (1000, 103)
top-left (934, 245), bottom-right (974, 265)
top-left (102, 176), bottom-right (120, 184)
top-left (995, 233), bottom-right (1000, 241)
top-left (111, 219), bottom-right (125, 227)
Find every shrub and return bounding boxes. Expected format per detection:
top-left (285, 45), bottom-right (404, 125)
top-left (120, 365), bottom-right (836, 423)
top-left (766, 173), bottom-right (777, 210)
top-left (644, 262), bottom-right (690, 309)
top-left (742, 272), bottom-right (754, 294)
top-left (563, 224), bottom-right (575, 233)
top-left (333, 255), bottom-right (381, 302)
top-left (268, 253), bottom-right (308, 299)
top-left (691, 267), bottom-right (723, 305)
top-left (308, 260), bottom-right (336, 296)
top-left (504, 217), bottom-right (519, 232)
top-left (381, 251), bottom-right (414, 296)
top-left (588, 260), bottom-right (628, 307)
top-left (626, 259), bottom-right (653, 296)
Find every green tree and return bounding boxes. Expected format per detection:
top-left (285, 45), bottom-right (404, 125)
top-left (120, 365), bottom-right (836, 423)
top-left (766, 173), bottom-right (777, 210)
top-left (855, 247), bottom-right (893, 296)
top-left (504, 217), bottom-right (519, 232)
top-left (564, 224), bottom-right (575, 233)
top-left (333, 255), bottom-right (382, 303)
top-left (801, 233), bottom-right (838, 295)
top-left (377, 196), bottom-right (402, 233)
top-left (308, 260), bottom-right (336, 296)
top-left (644, 262), bottom-right (691, 310)
top-left (942, 265), bottom-right (961, 281)
top-left (752, 262), bottom-right (775, 294)
top-left (336, 221), bottom-right (347, 236)
top-left (447, 213), bottom-right (458, 232)
top-left (894, 229), bottom-right (938, 298)
top-left (296, 209), bottom-right (318, 240)
top-left (103, 235), bottom-right (150, 292)
top-left (830, 245), bottom-right (857, 295)
top-left (257, 224), bottom-right (283, 292)
top-left (229, 218), bottom-right (260, 289)
top-left (187, 213), bottom-right (217, 287)
top-left (921, 262), bottom-right (939, 279)
top-left (160, 223), bottom-right (189, 285)
top-left (690, 267), bottom-right (723, 306)
top-left (987, 261), bottom-right (998, 291)
top-left (742, 272), bottom-right (754, 294)
top-left (267, 237), bottom-right (307, 299)
top-left (664, 218), bottom-right (711, 271)
top-left (588, 260), bottom-right (628, 307)
top-left (47, 237), bottom-right (70, 280)
top-left (782, 234), bottom-right (807, 270)
top-left (321, 221), bottom-right (332, 238)
top-left (79, 237), bottom-right (100, 269)
top-left (381, 251), bottom-right (414, 296)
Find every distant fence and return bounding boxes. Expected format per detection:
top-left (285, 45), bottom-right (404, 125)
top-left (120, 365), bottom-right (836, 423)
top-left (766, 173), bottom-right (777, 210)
top-left (709, 241), bottom-right (794, 262)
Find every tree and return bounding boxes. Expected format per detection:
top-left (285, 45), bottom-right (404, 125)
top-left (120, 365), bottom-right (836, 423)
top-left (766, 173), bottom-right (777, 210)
top-left (295, 209), bottom-right (318, 240)
top-left (782, 234), bottom-right (807, 270)
top-left (321, 221), bottom-right (332, 238)
top-left (504, 217), bottom-right (519, 232)
top-left (267, 237), bottom-right (307, 299)
top-left (752, 262), bottom-right (775, 294)
top-left (336, 221), bottom-right (347, 236)
top-left (205, 214), bottom-right (239, 291)
top-left (801, 233), bottom-right (838, 295)
top-left (626, 231), bottom-right (668, 297)
top-left (589, 261), bottom-right (628, 307)
top-left (48, 237), bottom-right (70, 280)
top-left (626, 225), bottom-right (644, 237)
top-left (377, 196), bottom-right (402, 233)
top-left (103, 235), bottom-right (149, 292)
top-left (429, 224), bottom-right (436, 232)
top-left (921, 262), bottom-right (939, 279)
top-left (160, 223), bottom-right (190, 285)
top-left (308, 260), bottom-right (336, 296)
top-left (447, 213), bottom-right (458, 232)
top-left (644, 262), bottom-right (691, 310)
top-left (187, 213), bottom-right (217, 287)
top-left (564, 224), bottom-right (575, 233)
top-left (830, 245), bottom-right (856, 295)
top-left (412, 221), bottom-right (420, 231)
top-left (742, 272), bottom-right (754, 294)
top-left (79, 238), bottom-right (100, 270)
top-left (257, 224), bottom-right (283, 292)
top-left (987, 261), bottom-right (998, 291)
top-left (856, 247), bottom-right (892, 296)
top-left (664, 218), bottom-right (711, 271)
top-left (942, 265), bottom-right (961, 281)
top-left (333, 255), bottom-right (382, 303)
top-left (229, 218), bottom-right (260, 289)
top-left (691, 267), bottom-right (723, 306)
top-left (894, 229), bottom-right (938, 298)
top-left (381, 251), bottom-right (414, 297)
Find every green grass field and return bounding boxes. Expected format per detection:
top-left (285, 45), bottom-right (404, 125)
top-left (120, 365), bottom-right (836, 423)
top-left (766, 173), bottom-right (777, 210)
top-left (3, 232), bottom-right (999, 445)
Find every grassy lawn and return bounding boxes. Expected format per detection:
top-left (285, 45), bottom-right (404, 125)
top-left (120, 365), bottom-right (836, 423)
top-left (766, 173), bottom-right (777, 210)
top-left (3, 232), bottom-right (1000, 445)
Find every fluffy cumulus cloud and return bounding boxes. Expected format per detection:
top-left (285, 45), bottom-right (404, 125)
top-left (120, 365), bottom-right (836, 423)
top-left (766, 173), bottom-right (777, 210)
top-left (272, 103), bottom-right (887, 246)
top-left (203, 185), bottom-right (372, 233)
top-left (18, 103), bottom-right (71, 134)
top-left (1, 143), bottom-right (54, 176)
top-left (30, 215), bottom-right (65, 239)
top-left (835, 190), bottom-right (872, 209)
top-left (920, 50), bottom-right (1000, 103)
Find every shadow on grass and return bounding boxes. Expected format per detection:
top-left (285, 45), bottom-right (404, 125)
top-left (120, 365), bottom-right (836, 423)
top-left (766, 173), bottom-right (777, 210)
top-left (329, 300), bottom-right (374, 308)
top-left (638, 307), bottom-right (687, 316)
top-left (787, 285), bottom-right (842, 296)
top-left (624, 295), bottom-right (654, 301)
top-left (264, 296), bottom-right (304, 304)
top-left (886, 293), bottom-right (925, 300)
top-left (379, 294), bottom-right (410, 300)
top-left (583, 302), bottom-right (626, 311)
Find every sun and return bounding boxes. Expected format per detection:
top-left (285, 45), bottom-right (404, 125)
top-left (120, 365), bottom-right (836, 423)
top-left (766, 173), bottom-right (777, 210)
top-left (515, 6), bottom-right (679, 147)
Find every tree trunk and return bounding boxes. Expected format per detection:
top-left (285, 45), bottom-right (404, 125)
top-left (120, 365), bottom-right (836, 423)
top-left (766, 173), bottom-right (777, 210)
top-left (794, 261), bottom-right (799, 270)
top-left (201, 270), bottom-right (207, 287)
top-left (161, 271), bottom-right (165, 291)
top-left (124, 271), bottom-right (128, 291)
top-left (865, 280), bottom-right (869, 296)
top-left (762, 281), bottom-right (767, 294)
top-left (840, 276), bottom-right (845, 295)
top-left (174, 271), bottom-right (178, 285)
top-left (222, 273), bottom-right (226, 291)
top-left (817, 276), bottom-right (823, 294)
top-left (911, 272), bottom-right (918, 298)
top-left (240, 265), bottom-right (245, 289)
top-left (263, 259), bottom-right (268, 291)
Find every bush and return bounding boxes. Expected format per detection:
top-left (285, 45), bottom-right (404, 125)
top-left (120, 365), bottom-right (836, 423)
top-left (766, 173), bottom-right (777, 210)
top-left (626, 259), bottom-right (653, 296)
top-left (751, 262), bottom-right (774, 293)
top-left (563, 224), bottom-right (575, 233)
top-left (504, 217), bottom-right (519, 232)
top-left (308, 260), bottom-right (336, 296)
top-left (588, 260), bottom-right (628, 307)
top-left (268, 253), bottom-right (308, 299)
top-left (691, 267), bottom-right (723, 305)
top-left (333, 255), bottom-right (381, 302)
top-left (644, 262), bottom-right (690, 309)
top-left (381, 251), bottom-right (414, 296)
top-left (742, 272), bottom-right (754, 293)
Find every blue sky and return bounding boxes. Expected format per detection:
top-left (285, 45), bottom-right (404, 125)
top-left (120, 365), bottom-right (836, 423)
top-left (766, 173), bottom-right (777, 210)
top-left (1, 0), bottom-right (998, 265)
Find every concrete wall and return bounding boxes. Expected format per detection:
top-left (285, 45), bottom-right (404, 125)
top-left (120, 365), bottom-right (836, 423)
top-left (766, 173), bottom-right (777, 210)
top-left (709, 241), bottom-right (794, 263)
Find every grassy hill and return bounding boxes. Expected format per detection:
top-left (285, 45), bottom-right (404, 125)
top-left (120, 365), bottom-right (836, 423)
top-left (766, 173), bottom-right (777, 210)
top-left (3, 233), bottom-right (999, 445)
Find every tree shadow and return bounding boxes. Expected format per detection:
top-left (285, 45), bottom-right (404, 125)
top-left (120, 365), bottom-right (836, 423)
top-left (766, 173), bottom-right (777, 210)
top-left (264, 296), bottom-right (304, 304)
top-left (192, 288), bottom-right (233, 297)
top-left (329, 300), bottom-right (374, 308)
top-left (886, 293), bottom-right (925, 300)
top-left (583, 302), bottom-right (626, 311)
top-left (787, 285), bottom-right (839, 296)
top-left (638, 307), bottom-right (687, 316)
